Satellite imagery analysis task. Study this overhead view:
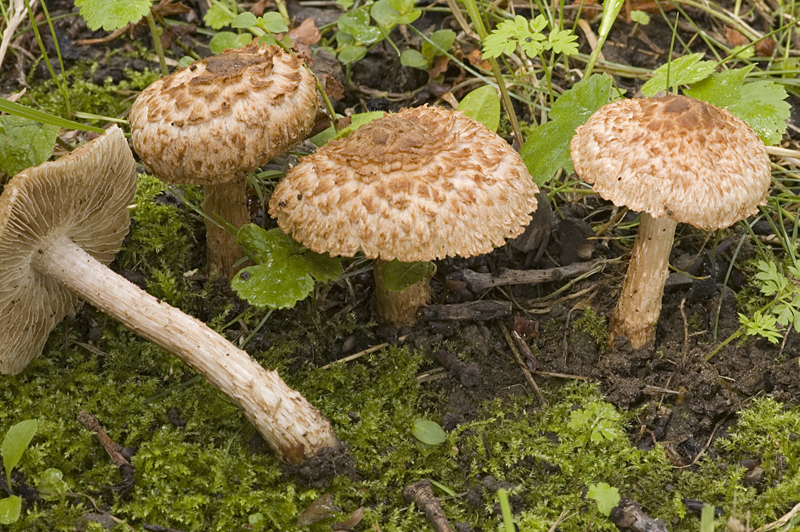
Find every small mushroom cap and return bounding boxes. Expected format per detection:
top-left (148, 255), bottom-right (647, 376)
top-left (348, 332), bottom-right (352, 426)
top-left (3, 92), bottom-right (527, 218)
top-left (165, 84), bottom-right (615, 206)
top-left (269, 106), bottom-right (539, 262)
top-left (129, 44), bottom-right (318, 185)
top-left (0, 126), bottom-right (136, 374)
top-left (570, 95), bottom-right (771, 230)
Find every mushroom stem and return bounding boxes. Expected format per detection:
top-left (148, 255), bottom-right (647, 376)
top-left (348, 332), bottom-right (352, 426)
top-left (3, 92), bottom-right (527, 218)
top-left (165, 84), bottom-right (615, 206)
top-left (32, 234), bottom-right (338, 465)
top-left (609, 213), bottom-right (678, 349)
top-left (203, 178), bottom-right (250, 280)
top-left (373, 259), bottom-right (432, 328)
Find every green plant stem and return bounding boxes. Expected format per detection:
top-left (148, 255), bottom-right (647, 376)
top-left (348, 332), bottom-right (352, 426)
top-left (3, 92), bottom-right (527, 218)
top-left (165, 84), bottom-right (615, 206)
top-left (37, 0), bottom-right (71, 118)
top-left (22, 0), bottom-right (71, 117)
top-left (497, 489), bottom-right (515, 532)
top-left (460, 0), bottom-right (524, 147)
top-left (314, 75), bottom-right (339, 133)
top-left (273, 0), bottom-right (291, 26)
top-left (147, 11), bottom-right (169, 76)
top-left (583, 0), bottom-right (623, 78)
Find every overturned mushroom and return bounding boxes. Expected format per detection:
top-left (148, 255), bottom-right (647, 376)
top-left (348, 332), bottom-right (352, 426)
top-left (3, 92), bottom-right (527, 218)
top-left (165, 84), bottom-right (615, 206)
top-left (0, 126), bottom-right (337, 465)
top-left (129, 43), bottom-right (318, 279)
top-left (270, 105), bottom-right (539, 327)
top-left (570, 95), bottom-right (771, 349)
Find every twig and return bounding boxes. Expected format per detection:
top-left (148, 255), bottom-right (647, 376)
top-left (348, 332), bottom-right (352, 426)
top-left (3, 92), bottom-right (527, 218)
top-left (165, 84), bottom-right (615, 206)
top-left (499, 322), bottom-right (547, 406)
top-left (532, 370), bottom-right (590, 381)
top-left (459, 259), bottom-right (604, 292)
top-left (402, 480), bottom-right (452, 532)
top-left (320, 335), bottom-right (409, 369)
top-left (78, 411), bottom-right (135, 498)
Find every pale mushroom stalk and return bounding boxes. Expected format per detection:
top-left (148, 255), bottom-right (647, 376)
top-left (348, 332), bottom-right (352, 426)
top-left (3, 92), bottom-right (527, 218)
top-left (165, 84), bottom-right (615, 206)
top-left (0, 126), bottom-right (337, 465)
top-left (32, 234), bottom-right (337, 464)
top-left (609, 213), bottom-right (677, 349)
top-left (373, 259), bottom-right (432, 327)
top-left (203, 178), bottom-right (250, 278)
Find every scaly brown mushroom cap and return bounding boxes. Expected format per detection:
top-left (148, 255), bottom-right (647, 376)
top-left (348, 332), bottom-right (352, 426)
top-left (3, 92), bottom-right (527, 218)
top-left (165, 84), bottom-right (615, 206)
top-left (129, 43), bottom-right (318, 185)
top-left (571, 95), bottom-right (771, 230)
top-left (270, 105), bottom-right (539, 263)
top-left (0, 126), bottom-right (134, 374)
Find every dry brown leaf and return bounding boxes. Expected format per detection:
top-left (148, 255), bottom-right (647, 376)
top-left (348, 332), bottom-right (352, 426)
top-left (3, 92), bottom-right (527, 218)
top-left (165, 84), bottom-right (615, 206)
top-left (289, 18), bottom-right (321, 46)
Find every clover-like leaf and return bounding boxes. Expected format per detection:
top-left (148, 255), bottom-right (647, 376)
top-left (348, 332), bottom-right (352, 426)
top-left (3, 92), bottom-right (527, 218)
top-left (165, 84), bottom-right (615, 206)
top-left (400, 49), bottom-right (428, 69)
top-left (339, 8), bottom-right (382, 44)
top-left (422, 29), bottom-right (456, 59)
top-left (74, 0), bottom-right (152, 31)
top-left (232, 226), bottom-right (341, 309)
top-left (231, 12), bottom-right (258, 28)
top-left (260, 12), bottom-right (289, 33)
top-left (587, 482), bottom-right (621, 517)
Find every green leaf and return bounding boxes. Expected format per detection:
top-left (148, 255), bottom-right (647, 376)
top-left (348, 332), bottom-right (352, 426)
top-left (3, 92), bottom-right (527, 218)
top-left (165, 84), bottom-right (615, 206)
top-left (522, 74), bottom-right (614, 185)
top-left (458, 85), bottom-right (501, 132)
top-left (549, 28), bottom-right (579, 56)
top-left (232, 226), bottom-right (341, 309)
top-left (587, 482), bottom-right (620, 517)
top-left (2, 420), bottom-right (38, 488)
top-left (37, 468), bottom-right (68, 501)
top-left (333, 111), bottom-right (386, 140)
top-left (382, 260), bottom-right (435, 292)
top-left (339, 8), bottom-right (382, 44)
top-left (338, 45), bottom-right (368, 65)
top-left (411, 419), bottom-right (446, 445)
top-left (204, 3), bottom-right (235, 29)
top-left (400, 49), bottom-right (428, 69)
top-left (0, 98), bottom-right (104, 134)
top-left (630, 10), bottom-right (650, 25)
top-left (371, 0), bottom-right (420, 27)
top-left (0, 116), bottom-right (59, 176)
top-left (74, 0), bottom-right (152, 31)
top-left (231, 12), bottom-right (258, 28)
top-left (641, 53), bottom-right (716, 97)
top-left (0, 496), bottom-right (21, 525)
top-left (259, 12), bottom-right (288, 33)
top-left (683, 67), bottom-right (790, 145)
top-left (208, 32), bottom-right (253, 54)
top-left (422, 29), bottom-right (456, 59)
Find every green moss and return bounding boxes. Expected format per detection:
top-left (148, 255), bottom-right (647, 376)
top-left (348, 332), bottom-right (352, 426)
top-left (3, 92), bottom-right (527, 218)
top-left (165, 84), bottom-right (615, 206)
top-left (27, 62), bottom-right (160, 122)
top-left (572, 307), bottom-right (609, 352)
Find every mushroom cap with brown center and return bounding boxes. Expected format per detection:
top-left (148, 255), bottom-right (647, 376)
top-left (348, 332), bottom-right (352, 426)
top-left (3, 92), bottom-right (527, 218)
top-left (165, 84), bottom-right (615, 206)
top-left (129, 44), bottom-right (318, 185)
top-left (0, 126), bottom-right (136, 374)
top-left (570, 95), bottom-right (771, 230)
top-left (269, 106), bottom-right (539, 262)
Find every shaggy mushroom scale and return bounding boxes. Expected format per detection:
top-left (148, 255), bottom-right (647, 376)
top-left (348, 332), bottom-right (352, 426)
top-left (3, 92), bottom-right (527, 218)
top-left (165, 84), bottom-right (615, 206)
top-left (270, 105), bottom-right (539, 326)
top-left (571, 95), bottom-right (771, 349)
top-left (0, 126), bottom-right (337, 465)
top-left (129, 43), bottom-right (318, 279)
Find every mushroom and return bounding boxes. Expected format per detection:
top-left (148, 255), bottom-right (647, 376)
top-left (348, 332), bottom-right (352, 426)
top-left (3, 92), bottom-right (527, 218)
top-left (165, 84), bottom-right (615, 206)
top-left (129, 43), bottom-right (318, 280)
top-left (570, 95), bottom-right (771, 349)
top-left (269, 105), bottom-right (539, 327)
top-left (0, 126), bottom-right (337, 465)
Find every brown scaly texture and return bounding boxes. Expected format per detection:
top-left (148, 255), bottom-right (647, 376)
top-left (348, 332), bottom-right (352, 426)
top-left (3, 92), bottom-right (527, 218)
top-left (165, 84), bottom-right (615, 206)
top-left (129, 44), bottom-right (318, 185)
top-left (270, 106), bottom-right (539, 262)
top-left (571, 95), bottom-right (771, 230)
top-left (0, 126), bottom-right (135, 374)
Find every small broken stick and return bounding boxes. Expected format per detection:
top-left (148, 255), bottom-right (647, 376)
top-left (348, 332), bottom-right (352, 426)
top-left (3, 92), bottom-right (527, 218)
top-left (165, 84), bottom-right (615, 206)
top-left (457, 259), bottom-right (603, 292)
top-left (77, 410), bottom-right (135, 499)
top-left (402, 479), bottom-right (452, 532)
